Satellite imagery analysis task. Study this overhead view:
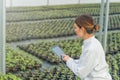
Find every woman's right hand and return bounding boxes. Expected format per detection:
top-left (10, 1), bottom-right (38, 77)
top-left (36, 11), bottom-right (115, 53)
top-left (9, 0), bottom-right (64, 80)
top-left (62, 54), bottom-right (70, 62)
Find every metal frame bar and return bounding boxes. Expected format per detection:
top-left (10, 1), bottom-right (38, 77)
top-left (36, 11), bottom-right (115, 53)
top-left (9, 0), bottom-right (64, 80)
top-left (47, 0), bottom-right (49, 6)
top-left (78, 0), bottom-right (80, 4)
top-left (0, 0), bottom-right (6, 74)
top-left (99, 0), bottom-right (109, 52)
top-left (103, 0), bottom-right (110, 52)
top-left (99, 0), bottom-right (105, 43)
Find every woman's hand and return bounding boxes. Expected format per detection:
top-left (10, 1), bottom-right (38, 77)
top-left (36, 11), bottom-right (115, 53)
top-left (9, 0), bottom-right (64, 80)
top-left (62, 54), bottom-right (71, 62)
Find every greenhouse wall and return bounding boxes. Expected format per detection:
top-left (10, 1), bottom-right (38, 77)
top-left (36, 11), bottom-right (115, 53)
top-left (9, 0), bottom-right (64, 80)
top-left (6, 0), bottom-right (120, 7)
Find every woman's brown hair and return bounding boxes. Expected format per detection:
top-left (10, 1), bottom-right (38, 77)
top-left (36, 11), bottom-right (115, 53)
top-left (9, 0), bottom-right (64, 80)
top-left (75, 14), bottom-right (100, 34)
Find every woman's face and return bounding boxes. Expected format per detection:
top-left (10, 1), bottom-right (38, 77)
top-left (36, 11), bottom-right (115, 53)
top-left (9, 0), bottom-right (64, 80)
top-left (74, 23), bottom-right (84, 38)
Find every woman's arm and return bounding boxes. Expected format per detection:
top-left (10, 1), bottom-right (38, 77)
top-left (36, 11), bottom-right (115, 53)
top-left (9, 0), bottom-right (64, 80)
top-left (64, 49), bottom-right (98, 79)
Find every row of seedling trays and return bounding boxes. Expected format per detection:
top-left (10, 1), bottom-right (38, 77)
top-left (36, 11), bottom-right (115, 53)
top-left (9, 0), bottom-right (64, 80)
top-left (6, 17), bottom-right (120, 42)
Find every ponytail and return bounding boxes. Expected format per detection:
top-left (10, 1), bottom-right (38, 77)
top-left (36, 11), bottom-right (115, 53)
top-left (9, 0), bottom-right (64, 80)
top-left (93, 24), bottom-right (100, 32)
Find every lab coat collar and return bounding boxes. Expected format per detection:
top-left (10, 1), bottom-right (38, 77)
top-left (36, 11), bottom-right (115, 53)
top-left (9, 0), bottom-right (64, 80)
top-left (83, 35), bottom-right (95, 45)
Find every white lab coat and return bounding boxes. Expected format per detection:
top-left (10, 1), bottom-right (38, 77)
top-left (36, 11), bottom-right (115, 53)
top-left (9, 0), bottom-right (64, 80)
top-left (66, 36), bottom-right (112, 80)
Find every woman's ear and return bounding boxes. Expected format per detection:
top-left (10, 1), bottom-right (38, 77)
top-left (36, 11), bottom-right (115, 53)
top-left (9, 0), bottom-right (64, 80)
top-left (81, 27), bottom-right (86, 33)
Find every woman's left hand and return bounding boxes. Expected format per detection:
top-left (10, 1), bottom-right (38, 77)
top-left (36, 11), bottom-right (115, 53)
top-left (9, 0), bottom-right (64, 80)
top-left (62, 54), bottom-right (71, 62)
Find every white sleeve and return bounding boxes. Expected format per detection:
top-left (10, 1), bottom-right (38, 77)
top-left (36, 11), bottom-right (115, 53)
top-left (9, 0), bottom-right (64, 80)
top-left (66, 49), bottom-right (97, 79)
top-left (74, 59), bottom-right (79, 63)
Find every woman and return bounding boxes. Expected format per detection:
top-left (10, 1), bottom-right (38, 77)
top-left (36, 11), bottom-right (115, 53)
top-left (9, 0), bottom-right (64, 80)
top-left (62, 14), bottom-right (112, 80)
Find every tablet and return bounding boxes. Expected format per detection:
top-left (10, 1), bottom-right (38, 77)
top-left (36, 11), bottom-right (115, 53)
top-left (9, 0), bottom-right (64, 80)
top-left (51, 45), bottom-right (65, 59)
